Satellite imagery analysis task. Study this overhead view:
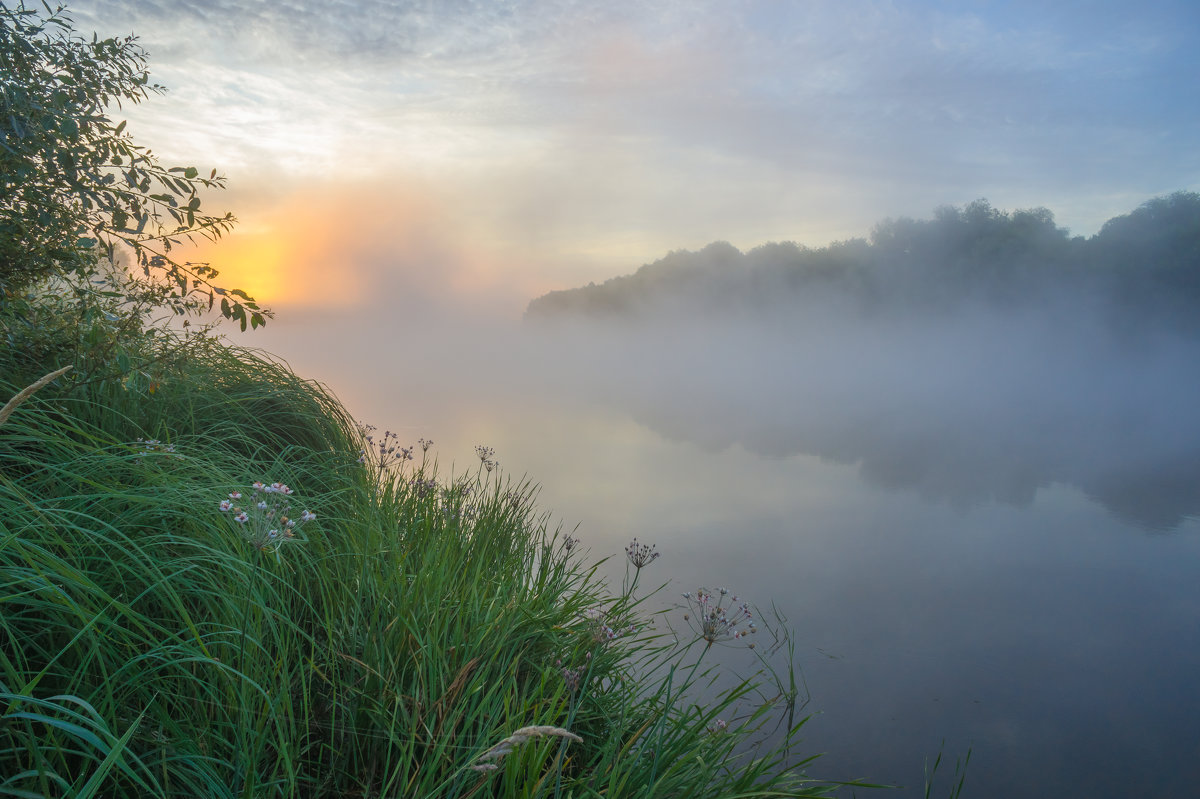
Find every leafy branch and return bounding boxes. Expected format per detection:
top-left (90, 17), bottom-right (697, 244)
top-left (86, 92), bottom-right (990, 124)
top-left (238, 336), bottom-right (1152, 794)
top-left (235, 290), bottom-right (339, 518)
top-left (0, 1), bottom-right (270, 330)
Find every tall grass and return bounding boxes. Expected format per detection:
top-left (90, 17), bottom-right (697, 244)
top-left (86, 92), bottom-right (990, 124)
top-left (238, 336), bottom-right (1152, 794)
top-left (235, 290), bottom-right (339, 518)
top-left (0, 319), bottom-right (863, 797)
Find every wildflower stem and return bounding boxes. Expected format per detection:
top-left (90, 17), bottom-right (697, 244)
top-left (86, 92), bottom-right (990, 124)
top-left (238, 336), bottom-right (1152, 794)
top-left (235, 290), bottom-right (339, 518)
top-left (235, 560), bottom-right (257, 794)
top-left (553, 655), bottom-right (596, 799)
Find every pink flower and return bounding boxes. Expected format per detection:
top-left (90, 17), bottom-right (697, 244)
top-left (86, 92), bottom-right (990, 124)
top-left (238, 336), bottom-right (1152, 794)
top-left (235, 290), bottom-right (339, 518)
top-left (219, 500), bottom-right (233, 512)
top-left (234, 511), bottom-right (249, 523)
top-left (228, 491), bottom-right (242, 500)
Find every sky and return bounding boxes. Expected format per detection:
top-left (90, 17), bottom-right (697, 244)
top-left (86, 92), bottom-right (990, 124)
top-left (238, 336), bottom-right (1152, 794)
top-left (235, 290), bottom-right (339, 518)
top-left (62, 0), bottom-right (1200, 317)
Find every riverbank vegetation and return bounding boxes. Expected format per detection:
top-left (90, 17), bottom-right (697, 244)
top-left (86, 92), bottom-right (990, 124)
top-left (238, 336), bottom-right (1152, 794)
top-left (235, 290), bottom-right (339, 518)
top-left (0, 305), bottom-right (854, 797)
top-left (0, 4), bottom-right (867, 796)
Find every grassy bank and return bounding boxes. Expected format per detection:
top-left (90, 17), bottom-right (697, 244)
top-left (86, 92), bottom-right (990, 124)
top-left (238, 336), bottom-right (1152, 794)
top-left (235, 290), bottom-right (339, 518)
top-left (0, 310), bottom-right (855, 798)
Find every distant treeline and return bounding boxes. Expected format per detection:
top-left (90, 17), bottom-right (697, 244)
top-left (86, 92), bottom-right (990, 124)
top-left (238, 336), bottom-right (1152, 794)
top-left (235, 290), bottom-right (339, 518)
top-left (525, 191), bottom-right (1200, 327)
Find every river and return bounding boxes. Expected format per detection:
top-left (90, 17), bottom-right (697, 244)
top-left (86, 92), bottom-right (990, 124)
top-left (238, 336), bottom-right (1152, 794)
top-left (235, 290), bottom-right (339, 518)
top-left (232, 303), bottom-right (1200, 798)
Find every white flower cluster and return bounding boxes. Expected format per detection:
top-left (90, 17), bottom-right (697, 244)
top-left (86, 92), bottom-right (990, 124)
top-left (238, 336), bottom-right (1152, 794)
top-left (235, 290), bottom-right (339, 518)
top-left (218, 480), bottom-right (316, 554)
top-left (132, 438), bottom-right (185, 462)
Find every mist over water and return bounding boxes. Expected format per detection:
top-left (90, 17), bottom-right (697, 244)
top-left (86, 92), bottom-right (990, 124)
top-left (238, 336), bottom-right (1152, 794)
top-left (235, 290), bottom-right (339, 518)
top-left (229, 198), bottom-right (1200, 797)
top-left (232, 292), bottom-right (1200, 796)
top-left (526, 303), bottom-right (1200, 530)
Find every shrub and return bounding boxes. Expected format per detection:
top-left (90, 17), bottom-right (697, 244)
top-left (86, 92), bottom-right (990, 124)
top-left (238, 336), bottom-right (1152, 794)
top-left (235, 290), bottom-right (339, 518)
top-left (0, 1), bottom-right (267, 330)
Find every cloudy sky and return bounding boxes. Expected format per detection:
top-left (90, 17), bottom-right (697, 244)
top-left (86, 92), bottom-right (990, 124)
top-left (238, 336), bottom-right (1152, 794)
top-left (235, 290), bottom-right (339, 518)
top-left (64, 0), bottom-right (1200, 316)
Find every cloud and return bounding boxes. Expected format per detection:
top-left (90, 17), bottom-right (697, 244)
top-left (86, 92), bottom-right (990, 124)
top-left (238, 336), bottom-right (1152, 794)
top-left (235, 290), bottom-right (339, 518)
top-left (62, 0), bottom-right (1200, 278)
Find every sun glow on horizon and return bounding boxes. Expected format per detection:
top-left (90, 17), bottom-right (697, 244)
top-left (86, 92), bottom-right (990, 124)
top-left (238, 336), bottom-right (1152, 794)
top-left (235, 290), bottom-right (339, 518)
top-left (201, 233), bottom-right (287, 306)
top-left (181, 191), bottom-right (374, 311)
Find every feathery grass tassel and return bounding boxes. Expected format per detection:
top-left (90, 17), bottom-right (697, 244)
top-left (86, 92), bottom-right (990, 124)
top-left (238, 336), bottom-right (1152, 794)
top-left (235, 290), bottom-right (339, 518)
top-left (0, 365), bottom-right (72, 429)
top-left (470, 726), bottom-right (583, 773)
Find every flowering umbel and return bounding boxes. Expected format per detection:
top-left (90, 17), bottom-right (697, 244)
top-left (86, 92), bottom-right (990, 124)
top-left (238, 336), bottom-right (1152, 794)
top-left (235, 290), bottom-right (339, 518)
top-left (358, 425), bottom-right (415, 479)
top-left (625, 538), bottom-right (660, 570)
top-left (580, 607), bottom-right (636, 645)
top-left (219, 480), bottom-right (316, 554)
top-left (679, 587), bottom-right (757, 649)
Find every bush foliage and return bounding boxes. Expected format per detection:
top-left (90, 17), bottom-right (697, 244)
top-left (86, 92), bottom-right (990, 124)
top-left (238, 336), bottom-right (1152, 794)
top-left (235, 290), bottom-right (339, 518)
top-left (0, 1), bottom-right (267, 330)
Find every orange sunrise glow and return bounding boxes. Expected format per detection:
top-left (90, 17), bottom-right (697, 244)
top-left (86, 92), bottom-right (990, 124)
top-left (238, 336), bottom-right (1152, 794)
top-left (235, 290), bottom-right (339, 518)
top-left (182, 191), bottom-right (371, 310)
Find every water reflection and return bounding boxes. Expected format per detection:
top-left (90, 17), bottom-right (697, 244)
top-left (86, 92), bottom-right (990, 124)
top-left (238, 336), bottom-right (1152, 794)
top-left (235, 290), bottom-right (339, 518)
top-left (523, 310), bottom-right (1200, 531)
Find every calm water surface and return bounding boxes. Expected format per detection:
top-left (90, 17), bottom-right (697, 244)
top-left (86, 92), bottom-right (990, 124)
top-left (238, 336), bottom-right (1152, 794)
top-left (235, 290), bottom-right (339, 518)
top-left (239, 311), bottom-right (1200, 798)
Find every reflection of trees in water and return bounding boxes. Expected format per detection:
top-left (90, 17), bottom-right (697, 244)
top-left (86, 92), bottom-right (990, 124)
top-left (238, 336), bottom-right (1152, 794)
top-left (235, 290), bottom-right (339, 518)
top-left (625, 393), bottom-right (1200, 530)
top-left (1082, 457), bottom-right (1200, 531)
top-left (543, 320), bottom-right (1200, 532)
